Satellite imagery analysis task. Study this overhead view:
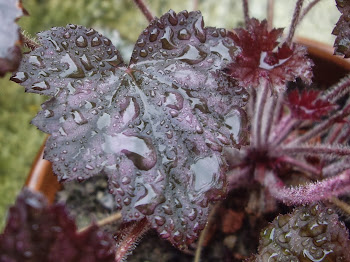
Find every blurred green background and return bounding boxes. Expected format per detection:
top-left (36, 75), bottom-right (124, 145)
top-left (0, 0), bottom-right (339, 228)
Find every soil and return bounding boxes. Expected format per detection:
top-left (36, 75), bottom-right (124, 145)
top-left (57, 176), bottom-right (294, 262)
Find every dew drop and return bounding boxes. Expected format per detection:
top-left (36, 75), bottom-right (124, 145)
top-left (121, 176), bottom-right (131, 185)
top-left (85, 164), bottom-right (94, 170)
top-left (135, 184), bottom-right (165, 215)
top-left (44, 109), bottom-right (54, 118)
top-left (191, 155), bottom-right (220, 193)
top-left (162, 204), bottom-right (173, 215)
top-left (154, 216), bottom-right (166, 226)
top-left (29, 55), bottom-right (44, 67)
top-left (91, 36), bottom-right (102, 47)
top-left (139, 49), bottom-right (148, 58)
top-left (102, 134), bottom-right (157, 171)
top-left (76, 35), bottom-right (88, 48)
top-left (32, 81), bottom-right (50, 91)
top-left (178, 45), bottom-right (207, 65)
top-left (161, 27), bottom-right (177, 50)
top-left (136, 38), bottom-right (146, 47)
top-left (173, 231), bottom-right (182, 242)
top-left (71, 110), bottom-right (88, 125)
top-left (193, 17), bottom-right (206, 43)
top-left (80, 54), bottom-right (93, 70)
top-left (11, 72), bottom-right (28, 83)
top-left (164, 91), bottom-right (184, 110)
top-left (178, 29), bottom-right (191, 40)
top-left (123, 197), bottom-right (131, 205)
top-left (168, 10), bottom-right (178, 25)
top-left (159, 230), bottom-right (170, 239)
top-left (149, 28), bottom-right (160, 42)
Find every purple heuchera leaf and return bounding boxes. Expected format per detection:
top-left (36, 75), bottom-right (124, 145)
top-left (223, 19), bottom-right (313, 91)
top-left (0, 0), bottom-right (25, 77)
top-left (333, 0), bottom-right (350, 58)
top-left (287, 89), bottom-right (337, 120)
top-left (0, 188), bottom-right (116, 262)
top-left (11, 10), bottom-right (249, 248)
top-left (248, 203), bottom-right (350, 261)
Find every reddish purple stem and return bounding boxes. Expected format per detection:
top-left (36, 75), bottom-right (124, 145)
top-left (133, 0), bottom-right (154, 23)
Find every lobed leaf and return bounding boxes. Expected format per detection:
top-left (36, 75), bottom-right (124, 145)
top-left (249, 203), bottom-right (350, 261)
top-left (287, 89), bottom-right (337, 120)
top-left (0, 0), bottom-right (25, 77)
top-left (11, 10), bottom-right (249, 248)
top-left (333, 0), bottom-right (350, 58)
top-left (0, 188), bottom-right (116, 262)
top-left (223, 19), bottom-right (313, 91)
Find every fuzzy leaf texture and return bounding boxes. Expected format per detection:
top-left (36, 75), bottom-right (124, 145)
top-left (333, 0), bottom-right (350, 58)
top-left (11, 10), bottom-right (249, 248)
top-left (287, 89), bottom-right (337, 120)
top-left (0, 0), bottom-right (25, 77)
top-left (0, 188), bottom-right (116, 262)
top-left (248, 203), bottom-right (350, 262)
top-left (224, 19), bottom-right (313, 91)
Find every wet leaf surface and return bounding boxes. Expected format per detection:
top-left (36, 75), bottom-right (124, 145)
top-left (248, 203), bottom-right (350, 262)
top-left (333, 0), bottom-right (350, 58)
top-left (0, 188), bottom-right (116, 262)
top-left (0, 0), bottom-right (25, 77)
top-left (12, 10), bottom-right (249, 248)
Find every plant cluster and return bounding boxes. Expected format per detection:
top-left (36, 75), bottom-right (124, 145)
top-left (1, 0), bottom-right (350, 261)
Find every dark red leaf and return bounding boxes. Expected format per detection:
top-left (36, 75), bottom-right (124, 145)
top-left (0, 189), bottom-right (116, 262)
top-left (11, 10), bottom-right (249, 248)
top-left (287, 89), bottom-right (337, 120)
top-left (224, 19), bottom-right (313, 91)
top-left (332, 0), bottom-right (350, 58)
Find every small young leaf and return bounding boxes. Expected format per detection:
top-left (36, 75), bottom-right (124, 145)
top-left (333, 0), bottom-right (350, 58)
top-left (11, 10), bottom-right (249, 248)
top-left (223, 19), bottom-right (313, 91)
top-left (0, 188), bottom-right (116, 262)
top-left (0, 0), bottom-right (25, 77)
top-left (250, 204), bottom-right (350, 261)
top-left (287, 89), bottom-right (337, 120)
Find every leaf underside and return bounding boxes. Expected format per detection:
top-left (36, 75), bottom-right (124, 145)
top-left (333, 0), bottom-right (350, 58)
top-left (0, 0), bottom-right (24, 77)
top-left (0, 189), bottom-right (116, 262)
top-left (12, 10), bottom-right (249, 248)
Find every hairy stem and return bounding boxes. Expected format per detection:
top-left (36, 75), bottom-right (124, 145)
top-left (262, 93), bottom-right (277, 145)
top-left (242, 0), bottom-right (250, 27)
top-left (115, 218), bottom-right (150, 262)
top-left (267, 0), bottom-right (274, 30)
top-left (133, 0), bottom-right (154, 22)
top-left (323, 74), bottom-right (350, 103)
top-left (227, 166), bottom-right (251, 191)
top-left (286, 0), bottom-right (304, 45)
top-left (254, 81), bottom-right (269, 147)
top-left (78, 212), bottom-right (122, 233)
top-left (20, 31), bottom-right (40, 50)
top-left (298, 0), bottom-right (322, 23)
top-left (288, 104), bottom-right (350, 145)
top-left (282, 144), bottom-right (350, 157)
top-left (270, 115), bottom-right (299, 146)
top-left (265, 170), bottom-right (350, 205)
top-left (194, 203), bottom-right (220, 262)
top-left (330, 197), bottom-right (350, 215)
top-left (278, 155), bottom-right (320, 177)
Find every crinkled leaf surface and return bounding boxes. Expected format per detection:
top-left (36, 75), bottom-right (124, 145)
top-left (0, 188), bottom-right (116, 262)
top-left (333, 0), bottom-right (350, 58)
top-left (249, 204), bottom-right (350, 262)
top-left (287, 89), bottom-right (337, 120)
top-left (0, 0), bottom-right (24, 77)
top-left (224, 19), bottom-right (313, 91)
top-left (12, 10), bottom-right (248, 248)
